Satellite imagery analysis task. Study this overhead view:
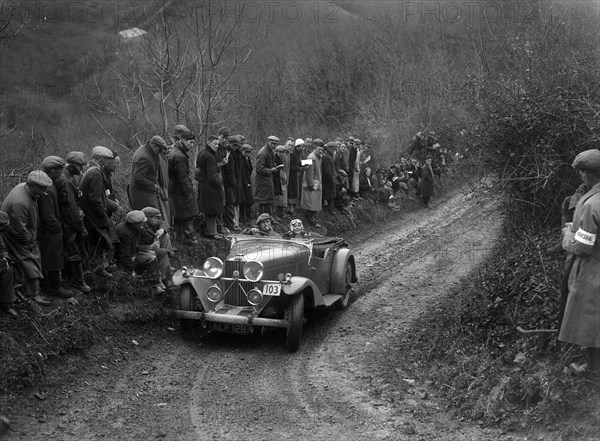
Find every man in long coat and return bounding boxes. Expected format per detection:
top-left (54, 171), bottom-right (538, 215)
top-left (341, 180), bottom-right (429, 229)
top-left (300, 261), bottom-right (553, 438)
top-left (168, 125), bottom-right (199, 244)
top-left (0, 211), bottom-right (18, 316)
top-left (300, 139), bottom-right (324, 228)
top-left (560, 149), bottom-right (600, 374)
top-left (420, 157), bottom-right (436, 208)
top-left (222, 136), bottom-right (241, 231)
top-left (288, 139), bottom-right (305, 216)
top-left (1, 171), bottom-right (54, 305)
top-left (254, 135), bottom-right (282, 221)
top-left (230, 135), bottom-right (246, 229)
top-left (196, 136), bottom-right (224, 238)
top-left (60, 151), bottom-right (90, 292)
top-left (322, 142), bottom-right (337, 214)
top-left (239, 144), bottom-right (254, 224)
top-left (39, 156), bottom-right (74, 298)
top-left (129, 135), bottom-right (169, 211)
top-left (80, 146), bottom-right (117, 277)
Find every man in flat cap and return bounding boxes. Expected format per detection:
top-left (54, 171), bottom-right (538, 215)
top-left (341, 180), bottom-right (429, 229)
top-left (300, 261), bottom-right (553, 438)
top-left (254, 136), bottom-right (283, 223)
top-left (60, 151), bottom-right (90, 292)
top-left (239, 144), bottom-right (254, 224)
top-left (0, 210), bottom-right (18, 316)
top-left (115, 210), bottom-right (166, 294)
top-left (242, 213), bottom-right (282, 237)
top-left (560, 149), bottom-right (600, 375)
top-left (80, 146), bottom-right (118, 277)
top-left (129, 136), bottom-right (169, 218)
top-left (1, 171), bottom-right (54, 305)
top-left (222, 135), bottom-right (242, 232)
top-left (140, 206), bottom-right (173, 286)
top-left (38, 156), bottom-right (75, 298)
top-left (196, 135), bottom-right (225, 239)
top-left (300, 139), bottom-right (324, 228)
top-left (168, 125), bottom-right (199, 245)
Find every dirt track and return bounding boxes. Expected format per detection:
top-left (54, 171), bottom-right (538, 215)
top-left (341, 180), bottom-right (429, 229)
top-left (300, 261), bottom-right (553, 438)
top-left (3, 184), bottom-right (525, 440)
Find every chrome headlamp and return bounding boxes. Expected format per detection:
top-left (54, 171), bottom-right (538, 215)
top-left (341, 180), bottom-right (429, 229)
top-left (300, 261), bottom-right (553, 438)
top-left (243, 261), bottom-right (264, 282)
top-left (202, 257), bottom-right (224, 279)
top-left (207, 285), bottom-right (223, 303)
top-left (247, 288), bottom-right (263, 306)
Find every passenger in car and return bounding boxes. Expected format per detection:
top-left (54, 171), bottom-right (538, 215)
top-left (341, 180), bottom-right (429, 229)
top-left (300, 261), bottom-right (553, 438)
top-left (283, 219), bottom-right (322, 239)
top-left (241, 213), bottom-right (282, 237)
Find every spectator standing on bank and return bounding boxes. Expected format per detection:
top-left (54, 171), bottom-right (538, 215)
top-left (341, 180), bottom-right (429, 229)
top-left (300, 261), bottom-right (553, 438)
top-left (322, 142), bottom-right (337, 214)
top-left (168, 125), bottom-right (199, 244)
top-left (0, 211), bottom-right (18, 317)
top-left (59, 152), bottom-right (91, 293)
top-left (288, 138), bottom-right (305, 216)
top-left (80, 146), bottom-right (118, 277)
top-left (129, 135), bottom-right (169, 212)
top-left (301, 139), bottom-right (324, 228)
top-left (420, 156), bottom-right (435, 208)
top-left (239, 144), bottom-right (254, 224)
top-left (1, 171), bottom-right (54, 305)
top-left (274, 143), bottom-right (291, 219)
top-left (560, 149), bottom-right (600, 375)
top-left (254, 135), bottom-right (283, 222)
top-left (39, 156), bottom-right (74, 298)
top-left (196, 136), bottom-right (225, 239)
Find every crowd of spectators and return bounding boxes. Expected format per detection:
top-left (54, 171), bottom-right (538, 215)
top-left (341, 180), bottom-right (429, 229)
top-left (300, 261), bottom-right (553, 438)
top-left (0, 125), bottom-right (453, 318)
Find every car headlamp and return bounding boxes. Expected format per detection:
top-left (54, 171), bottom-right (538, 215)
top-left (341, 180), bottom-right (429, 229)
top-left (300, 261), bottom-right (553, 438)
top-left (202, 257), bottom-right (224, 279)
top-left (207, 285), bottom-right (223, 302)
top-left (247, 288), bottom-right (263, 306)
top-left (243, 261), bottom-right (264, 282)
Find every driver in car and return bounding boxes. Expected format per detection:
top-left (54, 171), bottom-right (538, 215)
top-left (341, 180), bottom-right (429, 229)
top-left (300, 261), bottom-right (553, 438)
top-left (242, 213), bottom-right (282, 237)
top-left (284, 219), bottom-right (323, 239)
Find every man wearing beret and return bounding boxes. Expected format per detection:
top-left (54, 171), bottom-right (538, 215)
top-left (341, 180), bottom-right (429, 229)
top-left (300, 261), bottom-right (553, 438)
top-left (254, 136), bottom-right (283, 223)
top-left (80, 146), bottom-right (117, 278)
top-left (1, 171), bottom-right (54, 305)
top-left (39, 156), bottom-right (75, 298)
top-left (0, 211), bottom-right (18, 317)
top-left (129, 135), bottom-right (169, 213)
top-left (168, 125), bottom-right (199, 245)
top-left (61, 152), bottom-right (90, 292)
top-left (115, 210), bottom-right (166, 294)
top-left (560, 149), bottom-right (600, 375)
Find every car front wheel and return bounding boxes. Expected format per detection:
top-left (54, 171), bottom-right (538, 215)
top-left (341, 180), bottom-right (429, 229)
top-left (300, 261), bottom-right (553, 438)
top-left (179, 285), bottom-right (200, 340)
top-left (285, 294), bottom-right (304, 352)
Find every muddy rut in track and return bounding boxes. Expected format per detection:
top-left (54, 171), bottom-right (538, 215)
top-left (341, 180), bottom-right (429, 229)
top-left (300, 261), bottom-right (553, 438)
top-left (4, 184), bottom-right (523, 441)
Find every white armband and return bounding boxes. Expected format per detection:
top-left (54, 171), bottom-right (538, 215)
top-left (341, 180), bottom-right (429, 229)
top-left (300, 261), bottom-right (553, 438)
top-left (574, 228), bottom-right (596, 246)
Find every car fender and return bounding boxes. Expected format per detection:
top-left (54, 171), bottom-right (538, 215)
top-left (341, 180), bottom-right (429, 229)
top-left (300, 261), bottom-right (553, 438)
top-left (282, 276), bottom-right (326, 308)
top-left (329, 248), bottom-right (357, 294)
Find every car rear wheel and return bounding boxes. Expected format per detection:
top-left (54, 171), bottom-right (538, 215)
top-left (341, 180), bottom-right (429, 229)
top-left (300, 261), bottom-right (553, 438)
top-left (285, 294), bottom-right (304, 352)
top-left (337, 262), bottom-right (353, 310)
top-left (179, 285), bottom-right (200, 340)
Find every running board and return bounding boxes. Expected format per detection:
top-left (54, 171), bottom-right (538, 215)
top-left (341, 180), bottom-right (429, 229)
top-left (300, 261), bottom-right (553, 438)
top-left (322, 294), bottom-right (343, 307)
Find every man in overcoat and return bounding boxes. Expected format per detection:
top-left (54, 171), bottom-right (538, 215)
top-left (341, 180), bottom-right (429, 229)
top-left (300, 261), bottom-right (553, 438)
top-left (254, 135), bottom-right (282, 221)
top-left (239, 144), bottom-right (254, 224)
top-left (61, 151), bottom-right (90, 292)
top-left (129, 135), bottom-right (169, 211)
top-left (288, 139), bottom-right (305, 216)
top-left (559, 149), bottom-right (600, 374)
top-left (300, 139), bottom-right (324, 228)
top-left (322, 142), bottom-right (337, 214)
top-left (1, 171), bottom-right (54, 305)
top-left (196, 136), bottom-right (225, 238)
top-left (0, 211), bottom-right (18, 317)
top-left (80, 146), bottom-right (118, 277)
top-left (168, 125), bottom-right (199, 244)
top-left (39, 156), bottom-right (74, 298)
top-left (420, 156), bottom-right (436, 208)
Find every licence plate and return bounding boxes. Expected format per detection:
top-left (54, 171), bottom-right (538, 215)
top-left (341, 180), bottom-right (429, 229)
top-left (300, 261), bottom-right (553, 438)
top-left (262, 283), bottom-right (281, 296)
top-left (208, 322), bottom-right (251, 334)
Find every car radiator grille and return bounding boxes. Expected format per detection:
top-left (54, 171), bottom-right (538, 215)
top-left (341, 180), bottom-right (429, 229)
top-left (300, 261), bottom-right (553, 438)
top-left (223, 261), bottom-right (257, 307)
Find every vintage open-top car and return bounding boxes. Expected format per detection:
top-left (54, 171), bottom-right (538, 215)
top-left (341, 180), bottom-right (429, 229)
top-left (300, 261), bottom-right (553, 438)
top-left (165, 235), bottom-right (357, 352)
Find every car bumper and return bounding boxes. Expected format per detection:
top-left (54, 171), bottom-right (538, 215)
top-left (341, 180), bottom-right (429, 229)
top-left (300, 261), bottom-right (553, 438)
top-left (163, 308), bottom-right (289, 329)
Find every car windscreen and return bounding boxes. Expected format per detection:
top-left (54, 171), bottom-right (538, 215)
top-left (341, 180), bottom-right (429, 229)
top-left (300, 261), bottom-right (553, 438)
top-left (229, 238), bottom-right (311, 262)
